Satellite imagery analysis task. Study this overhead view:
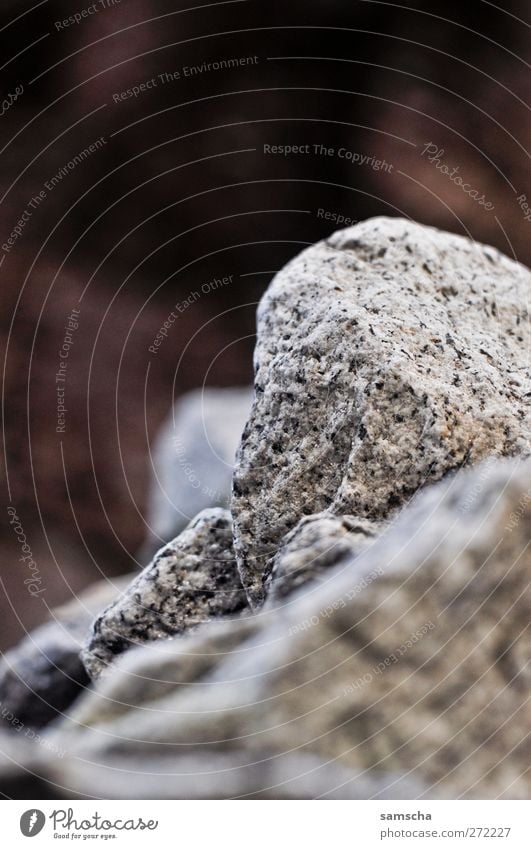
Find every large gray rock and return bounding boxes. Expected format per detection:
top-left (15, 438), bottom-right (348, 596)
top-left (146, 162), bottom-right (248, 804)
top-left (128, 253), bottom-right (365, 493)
top-left (49, 457), bottom-right (531, 799)
top-left (82, 508), bottom-right (249, 679)
top-left (232, 217), bottom-right (531, 604)
top-left (144, 386), bottom-right (252, 555)
top-left (0, 576), bottom-right (128, 730)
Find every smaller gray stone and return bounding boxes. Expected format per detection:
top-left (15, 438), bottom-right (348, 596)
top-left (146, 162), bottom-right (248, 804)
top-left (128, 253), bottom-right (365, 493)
top-left (82, 508), bottom-right (249, 679)
top-left (267, 512), bottom-right (382, 601)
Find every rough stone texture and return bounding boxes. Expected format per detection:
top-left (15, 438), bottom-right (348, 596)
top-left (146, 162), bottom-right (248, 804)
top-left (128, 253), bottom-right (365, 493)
top-left (48, 457), bottom-right (531, 799)
top-left (52, 616), bottom-right (425, 800)
top-left (0, 576), bottom-right (129, 730)
top-left (46, 750), bottom-right (425, 800)
top-left (0, 623), bottom-right (90, 731)
top-left (232, 217), bottom-right (531, 604)
top-left (144, 386), bottom-right (252, 556)
top-left (267, 512), bottom-right (381, 601)
top-left (82, 508), bottom-right (249, 679)
top-left (71, 617), bottom-right (261, 730)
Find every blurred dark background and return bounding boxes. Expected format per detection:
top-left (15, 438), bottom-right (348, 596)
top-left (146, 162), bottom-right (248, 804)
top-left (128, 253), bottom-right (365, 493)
top-left (1, 0), bottom-right (529, 650)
